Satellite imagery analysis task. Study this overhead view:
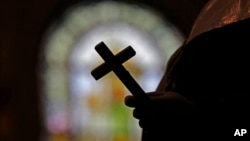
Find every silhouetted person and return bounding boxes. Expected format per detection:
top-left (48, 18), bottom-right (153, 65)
top-left (125, 0), bottom-right (250, 140)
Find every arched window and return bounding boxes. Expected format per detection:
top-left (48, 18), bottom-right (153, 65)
top-left (40, 1), bottom-right (184, 141)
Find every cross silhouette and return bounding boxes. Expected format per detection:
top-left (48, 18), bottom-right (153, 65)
top-left (91, 41), bottom-right (146, 100)
top-left (91, 41), bottom-right (150, 141)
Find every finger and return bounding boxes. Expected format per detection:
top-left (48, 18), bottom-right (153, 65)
top-left (138, 117), bottom-right (154, 129)
top-left (139, 119), bottom-right (145, 129)
top-left (133, 108), bottom-right (144, 119)
top-left (124, 95), bottom-right (137, 107)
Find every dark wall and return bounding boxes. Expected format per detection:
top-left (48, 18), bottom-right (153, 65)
top-left (0, 0), bottom-right (207, 141)
top-left (0, 1), bottom-right (62, 140)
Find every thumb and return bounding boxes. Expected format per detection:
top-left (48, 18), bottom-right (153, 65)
top-left (146, 91), bottom-right (194, 107)
top-left (124, 95), bottom-right (137, 107)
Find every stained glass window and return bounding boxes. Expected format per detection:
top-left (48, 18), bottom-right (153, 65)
top-left (40, 1), bottom-right (184, 141)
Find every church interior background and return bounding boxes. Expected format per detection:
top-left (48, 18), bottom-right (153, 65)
top-left (0, 0), bottom-right (208, 141)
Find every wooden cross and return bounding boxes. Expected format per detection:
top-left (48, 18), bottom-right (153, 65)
top-left (91, 41), bottom-right (151, 141)
top-left (91, 41), bottom-right (146, 101)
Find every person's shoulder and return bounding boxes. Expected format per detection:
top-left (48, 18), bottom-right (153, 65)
top-left (190, 18), bottom-right (250, 44)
